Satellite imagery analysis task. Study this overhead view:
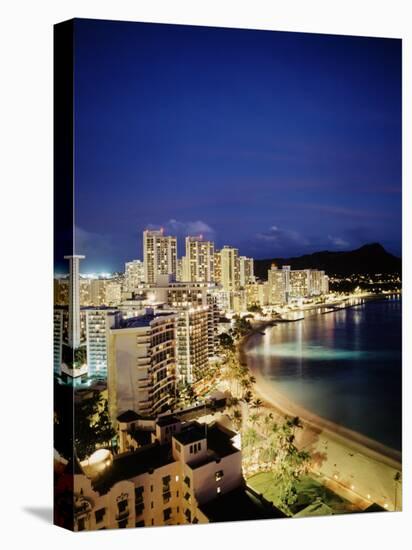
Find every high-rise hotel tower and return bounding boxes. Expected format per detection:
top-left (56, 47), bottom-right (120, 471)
top-left (219, 246), bottom-right (240, 292)
top-left (183, 236), bottom-right (215, 283)
top-left (64, 255), bottom-right (85, 347)
top-left (143, 229), bottom-right (177, 284)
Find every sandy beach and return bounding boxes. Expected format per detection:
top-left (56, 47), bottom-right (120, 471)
top-left (239, 322), bottom-right (402, 512)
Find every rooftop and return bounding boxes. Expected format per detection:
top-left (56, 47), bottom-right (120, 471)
top-left (190, 423), bottom-right (239, 469)
top-left (92, 443), bottom-right (173, 495)
top-left (173, 422), bottom-right (207, 445)
top-left (206, 423), bottom-right (237, 456)
top-left (117, 410), bottom-right (141, 423)
top-left (120, 312), bottom-right (173, 329)
top-left (156, 415), bottom-right (181, 427)
top-left (173, 421), bottom-right (238, 468)
top-left (80, 306), bottom-right (119, 311)
top-left (129, 429), bottom-right (153, 447)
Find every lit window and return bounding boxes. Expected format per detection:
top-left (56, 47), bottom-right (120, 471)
top-left (215, 470), bottom-right (224, 482)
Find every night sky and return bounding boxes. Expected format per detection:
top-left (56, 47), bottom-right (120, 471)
top-left (73, 19), bottom-right (401, 273)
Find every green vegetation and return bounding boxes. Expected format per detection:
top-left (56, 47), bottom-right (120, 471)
top-left (248, 472), bottom-right (351, 516)
top-left (242, 415), bottom-right (311, 514)
top-left (218, 317), bottom-right (311, 515)
top-left (54, 381), bottom-right (115, 461)
top-left (74, 392), bottom-right (116, 460)
top-left (248, 304), bottom-right (263, 315)
top-left (218, 332), bottom-right (235, 351)
top-left (231, 315), bottom-right (253, 339)
top-left (61, 344), bottom-right (87, 369)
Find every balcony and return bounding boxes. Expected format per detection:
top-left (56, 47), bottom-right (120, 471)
top-left (116, 508), bottom-right (129, 521)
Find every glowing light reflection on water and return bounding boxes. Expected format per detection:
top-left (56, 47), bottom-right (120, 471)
top-left (246, 298), bottom-right (402, 450)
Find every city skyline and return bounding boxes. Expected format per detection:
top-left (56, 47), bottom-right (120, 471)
top-left (61, 19), bottom-right (402, 273)
top-left (58, 226), bottom-right (400, 278)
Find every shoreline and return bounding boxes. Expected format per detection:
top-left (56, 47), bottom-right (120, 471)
top-left (277, 292), bottom-right (399, 322)
top-left (240, 321), bottom-right (401, 466)
top-left (238, 306), bottom-right (402, 509)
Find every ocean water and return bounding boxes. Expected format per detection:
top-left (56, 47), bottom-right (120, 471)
top-left (246, 297), bottom-right (402, 450)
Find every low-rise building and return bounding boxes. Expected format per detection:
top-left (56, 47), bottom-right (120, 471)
top-left (61, 417), bottom-right (247, 530)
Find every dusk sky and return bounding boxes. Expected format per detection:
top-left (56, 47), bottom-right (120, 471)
top-left (73, 19), bottom-right (401, 273)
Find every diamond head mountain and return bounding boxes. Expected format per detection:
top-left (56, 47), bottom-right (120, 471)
top-left (253, 243), bottom-right (401, 280)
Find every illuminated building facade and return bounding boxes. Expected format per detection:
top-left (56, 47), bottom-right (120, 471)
top-left (143, 229), bottom-right (177, 284)
top-left (105, 280), bottom-right (122, 306)
top-left (125, 260), bottom-right (145, 291)
top-left (268, 265), bottom-right (290, 305)
top-left (239, 256), bottom-right (254, 287)
top-left (214, 250), bottom-right (221, 284)
top-left (84, 308), bottom-right (120, 378)
top-left (67, 416), bottom-right (243, 530)
top-left (268, 265), bottom-right (329, 303)
top-left (246, 281), bottom-right (269, 308)
top-left (108, 312), bottom-right (177, 419)
top-left (175, 307), bottom-right (209, 384)
top-left (219, 246), bottom-right (240, 292)
top-left (184, 236), bottom-right (215, 283)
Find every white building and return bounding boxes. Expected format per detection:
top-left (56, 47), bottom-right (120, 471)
top-left (143, 229), bottom-right (177, 284)
top-left (245, 281), bottom-right (269, 308)
top-left (53, 308), bottom-right (64, 375)
top-left (108, 312), bottom-right (177, 419)
top-left (64, 255), bottom-right (85, 348)
top-left (322, 274), bottom-right (329, 294)
top-left (183, 236), bottom-right (215, 283)
top-left (89, 279), bottom-right (108, 306)
top-left (61, 416), bottom-right (245, 530)
top-left (239, 256), bottom-right (254, 287)
top-left (219, 246), bottom-right (240, 292)
top-left (268, 265), bottom-right (290, 305)
top-left (268, 265), bottom-right (329, 303)
top-left (175, 307), bottom-right (209, 384)
top-left (176, 258), bottom-right (184, 282)
top-left (125, 260), bottom-right (145, 291)
top-left (105, 280), bottom-right (122, 306)
top-left (84, 308), bottom-right (120, 378)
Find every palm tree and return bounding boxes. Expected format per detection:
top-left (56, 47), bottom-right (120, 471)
top-left (232, 409), bottom-right (242, 431)
top-left (290, 416), bottom-right (303, 429)
top-left (252, 398), bottom-right (263, 412)
top-left (227, 396), bottom-right (239, 410)
top-left (249, 412), bottom-right (259, 426)
top-left (242, 390), bottom-right (253, 404)
top-left (240, 378), bottom-right (251, 391)
top-left (262, 413), bottom-right (273, 435)
top-left (243, 427), bottom-right (260, 448)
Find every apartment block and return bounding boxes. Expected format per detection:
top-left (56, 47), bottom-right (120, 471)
top-left (108, 312), bottom-right (177, 419)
